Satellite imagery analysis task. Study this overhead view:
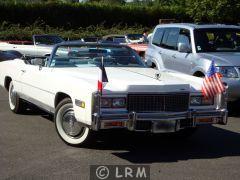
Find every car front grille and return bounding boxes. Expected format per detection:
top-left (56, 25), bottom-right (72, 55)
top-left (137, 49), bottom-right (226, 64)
top-left (127, 93), bottom-right (189, 112)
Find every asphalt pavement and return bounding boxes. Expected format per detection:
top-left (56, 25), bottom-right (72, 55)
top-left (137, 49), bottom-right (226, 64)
top-left (0, 87), bottom-right (240, 180)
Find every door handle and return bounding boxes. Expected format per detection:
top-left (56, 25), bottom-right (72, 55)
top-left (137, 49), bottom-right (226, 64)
top-left (13, 46), bottom-right (17, 49)
top-left (158, 51), bottom-right (162, 55)
top-left (21, 70), bottom-right (26, 73)
top-left (172, 54), bottom-right (176, 58)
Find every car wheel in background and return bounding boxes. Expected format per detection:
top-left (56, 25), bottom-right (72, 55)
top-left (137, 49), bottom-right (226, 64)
top-left (55, 98), bottom-right (92, 146)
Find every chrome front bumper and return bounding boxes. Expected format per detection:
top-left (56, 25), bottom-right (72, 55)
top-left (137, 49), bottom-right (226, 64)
top-left (91, 109), bottom-right (228, 133)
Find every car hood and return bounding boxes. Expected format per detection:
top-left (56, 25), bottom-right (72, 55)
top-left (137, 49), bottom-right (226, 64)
top-left (198, 52), bottom-right (240, 66)
top-left (53, 67), bottom-right (202, 93)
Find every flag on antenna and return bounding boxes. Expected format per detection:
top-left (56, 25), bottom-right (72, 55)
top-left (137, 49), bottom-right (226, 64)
top-left (202, 60), bottom-right (225, 99)
top-left (98, 56), bottom-right (108, 94)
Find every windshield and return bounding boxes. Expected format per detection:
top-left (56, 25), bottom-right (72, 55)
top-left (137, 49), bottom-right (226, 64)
top-left (113, 37), bottom-right (126, 44)
top-left (127, 34), bottom-right (144, 40)
top-left (194, 28), bottom-right (240, 52)
top-left (35, 35), bottom-right (64, 45)
top-left (49, 45), bottom-right (145, 68)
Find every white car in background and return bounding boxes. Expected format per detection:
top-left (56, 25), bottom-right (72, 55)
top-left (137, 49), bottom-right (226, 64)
top-left (0, 42), bottom-right (228, 146)
top-left (0, 35), bottom-right (64, 57)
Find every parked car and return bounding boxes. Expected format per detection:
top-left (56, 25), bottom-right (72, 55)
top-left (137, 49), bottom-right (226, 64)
top-left (101, 34), bottom-right (146, 44)
top-left (145, 23), bottom-right (240, 101)
top-left (0, 50), bottom-right (22, 61)
top-left (0, 42), bottom-right (228, 146)
top-left (101, 34), bottom-right (148, 57)
top-left (81, 37), bottom-right (100, 43)
top-left (0, 35), bottom-right (64, 57)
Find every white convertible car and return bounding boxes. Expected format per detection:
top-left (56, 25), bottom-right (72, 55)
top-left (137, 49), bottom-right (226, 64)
top-left (0, 42), bottom-right (228, 146)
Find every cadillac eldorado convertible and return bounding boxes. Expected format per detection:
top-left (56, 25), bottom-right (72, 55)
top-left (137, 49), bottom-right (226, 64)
top-left (0, 42), bottom-right (228, 146)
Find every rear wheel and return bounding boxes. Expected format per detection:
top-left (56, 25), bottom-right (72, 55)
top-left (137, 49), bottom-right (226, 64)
top-left (8, 81), bottom-right (25, 113)
top-left (54, 98), bottom-right (92, 146)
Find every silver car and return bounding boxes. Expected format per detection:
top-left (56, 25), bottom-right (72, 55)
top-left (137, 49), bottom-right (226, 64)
top-left (145, 23), bottom-right (240, 102)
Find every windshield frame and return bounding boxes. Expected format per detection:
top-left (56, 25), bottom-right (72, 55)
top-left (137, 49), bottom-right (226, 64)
top-left (47, 43), bottom-right (146, 68)
top-left (194, 28), bottom-right (240, 53)
top-left (34, 35), bottom-right (64, 46)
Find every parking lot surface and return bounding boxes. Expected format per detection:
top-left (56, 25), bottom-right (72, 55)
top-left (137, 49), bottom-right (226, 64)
top-left (0, 87), bottom-right (240, 180)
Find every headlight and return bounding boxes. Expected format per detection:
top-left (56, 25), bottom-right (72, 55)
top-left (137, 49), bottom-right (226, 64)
top-left (101, 98), bottom-right (112, 108)
top-left (190, 96), bottom-right (214, 106)
top-left (101, 97), bottom-right (126, 108)
top-left (216, 66), bottom-right (239, 78)
top-left (112, 98), bottom-right (126, 108)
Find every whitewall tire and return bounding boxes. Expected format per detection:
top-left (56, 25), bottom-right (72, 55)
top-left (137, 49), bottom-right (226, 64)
top-left (54, 98), bottom-right (91, 146)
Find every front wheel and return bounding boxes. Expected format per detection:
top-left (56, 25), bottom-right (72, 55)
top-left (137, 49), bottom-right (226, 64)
top-left (54, 98), bottom-right (92, 146)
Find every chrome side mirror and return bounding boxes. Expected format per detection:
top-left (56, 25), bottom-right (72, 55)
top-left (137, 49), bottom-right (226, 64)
top-left (146, 59), bottom-right (153, 67)
top-left (178, 42), bottom-right (191, 53)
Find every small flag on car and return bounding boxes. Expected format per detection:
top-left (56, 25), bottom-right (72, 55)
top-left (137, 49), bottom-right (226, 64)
top-left (98, 56), bottom-right (108, 94)
top-left (202, 60), bottom-right (225, 99)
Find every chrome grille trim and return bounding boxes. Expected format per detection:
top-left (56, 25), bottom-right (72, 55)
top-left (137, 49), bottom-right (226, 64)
top-left (127, 93), bottom-right (189, 112)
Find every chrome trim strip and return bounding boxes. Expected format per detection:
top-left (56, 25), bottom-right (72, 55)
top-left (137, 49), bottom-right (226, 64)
top-left (19, 92), bottom-right (55, 113)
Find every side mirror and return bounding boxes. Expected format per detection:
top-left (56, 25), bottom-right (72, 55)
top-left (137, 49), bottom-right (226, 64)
top-left (178, 42), bottom-right (191, 53)
top-left (31, 58), bottom-right (46, 69)
top-left (146, 59), bottom-right (153, 67)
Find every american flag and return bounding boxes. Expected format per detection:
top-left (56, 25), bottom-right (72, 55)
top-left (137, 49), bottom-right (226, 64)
top-left (202, 60), bottom-right (225, 99)
top-left (98, 57), bottom-right (108, 94)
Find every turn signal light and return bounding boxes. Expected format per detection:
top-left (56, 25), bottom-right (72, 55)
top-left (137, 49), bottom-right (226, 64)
top-left (104, 122), bottom-right (123, 127)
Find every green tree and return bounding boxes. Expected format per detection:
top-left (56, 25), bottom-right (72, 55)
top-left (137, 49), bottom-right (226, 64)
top-left (186, 0), bottom-right (240, 23)
top-left (88, 0), bottom-right (125, 5)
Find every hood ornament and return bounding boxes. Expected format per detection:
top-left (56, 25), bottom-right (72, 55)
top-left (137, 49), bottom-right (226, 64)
top-left (155, 73), bottom-right (161, 80)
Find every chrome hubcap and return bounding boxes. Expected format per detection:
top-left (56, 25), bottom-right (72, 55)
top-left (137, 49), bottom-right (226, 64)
top-left (62, 109), bottom-right (84, 138)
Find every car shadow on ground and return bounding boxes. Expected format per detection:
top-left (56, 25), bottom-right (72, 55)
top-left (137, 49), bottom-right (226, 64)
top-left (25, 103), bottom-right (240, 163)
top-left (228, 101), bottom-right (240, 117)
top-left (89, 125), bottom-right (240, 163)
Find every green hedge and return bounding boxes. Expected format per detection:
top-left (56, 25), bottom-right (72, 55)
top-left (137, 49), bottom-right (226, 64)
top-left (0, 22), bottom-right (149, 40)
top-left (0, 3), bottom-right (190, 28)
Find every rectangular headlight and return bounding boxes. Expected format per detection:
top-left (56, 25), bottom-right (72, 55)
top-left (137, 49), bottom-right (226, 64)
top-left (101, 97), bottom-right (126, 108)
top-left (101, 97), bottom-right (112, 108)
top-left (190, 96), bottom-right (214, 106)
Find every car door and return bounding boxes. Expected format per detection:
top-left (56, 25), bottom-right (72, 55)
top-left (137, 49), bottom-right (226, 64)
top-left (146, 27), bottom-right (165, 68)
top-left (20, 61), bottom-right (55, 112)
top-left (173, 28), bottom-right (193, 74)
top-left (160, 27), bottom-right (180, 70)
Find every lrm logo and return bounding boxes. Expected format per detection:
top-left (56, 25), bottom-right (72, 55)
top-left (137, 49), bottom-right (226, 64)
top-left (90, 165), bottom-right (150, 180)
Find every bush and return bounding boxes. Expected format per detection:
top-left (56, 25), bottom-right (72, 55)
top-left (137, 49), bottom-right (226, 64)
top-left (0, 2), bottom-right (189, 28)
top-left (0, 21), bottom-right (149, 40)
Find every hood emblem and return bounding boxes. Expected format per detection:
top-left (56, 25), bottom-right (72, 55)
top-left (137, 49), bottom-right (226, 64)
top-left (155, 73), bottom-right (161, 80)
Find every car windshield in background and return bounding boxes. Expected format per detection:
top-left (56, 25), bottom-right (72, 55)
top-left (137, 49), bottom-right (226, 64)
top-left (113, 37), bottom-right (126, 44)
top-left (35, 35), bottom-right (64, 45)
top-left (127, 34), bottom-right (144, 40)
top-left (194, 28), bottom-right (240, 52)
top-left (50, 45), bottom-right (145, 68)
